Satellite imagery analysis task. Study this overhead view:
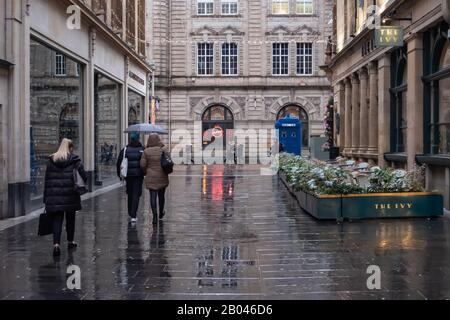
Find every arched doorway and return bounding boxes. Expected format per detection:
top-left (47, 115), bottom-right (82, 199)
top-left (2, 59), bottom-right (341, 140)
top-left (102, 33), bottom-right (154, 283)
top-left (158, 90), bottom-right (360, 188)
top-left (277, 104), bottom-right (309, 147)
top-left (202, 104), bottom-right (234, 150)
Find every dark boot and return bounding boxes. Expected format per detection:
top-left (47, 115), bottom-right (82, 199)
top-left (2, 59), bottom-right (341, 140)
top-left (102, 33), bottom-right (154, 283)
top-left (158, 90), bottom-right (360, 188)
top-left (152, 211), bottom-right (158, 225)
top-left (53, 245), bottom-right (61, 257)
top-left (159, 210), bottom-right (166, 220)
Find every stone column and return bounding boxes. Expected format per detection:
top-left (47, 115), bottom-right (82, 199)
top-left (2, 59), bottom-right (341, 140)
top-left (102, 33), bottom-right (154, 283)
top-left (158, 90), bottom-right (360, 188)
top-left (377, 55), bottom-right (391, 167)
top-left (343, 78), bottom-right (352, 156)
top-left (336, 81), bottom-right (346, 151)
top-left (105, 0), bottom-right (112, 27)
top-left (406, 34), bottom-right (424, 172)
top-left (122, 0), bottom-right (127, 40)
top-left (134, 0), bottom-right (139, 49)
top-left (84, 27), bottom-right (97, 191)
top-left (122, 56), bottom-right (130, 149)
top-left (5, 0), bottom-right (30, 217)
top-left (367, 61), bottom-right (379, 159)
top-left (358, 67), bottom-right (369, 157)
top-left (351, 73), bottom-right (360, 156)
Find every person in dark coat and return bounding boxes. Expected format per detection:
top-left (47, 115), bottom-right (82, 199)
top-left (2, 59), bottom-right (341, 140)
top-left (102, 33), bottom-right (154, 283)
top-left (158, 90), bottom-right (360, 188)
top-left (44, 138), bottom-right (87, 257)
top-left (117, 133), bottom-right (145, 223)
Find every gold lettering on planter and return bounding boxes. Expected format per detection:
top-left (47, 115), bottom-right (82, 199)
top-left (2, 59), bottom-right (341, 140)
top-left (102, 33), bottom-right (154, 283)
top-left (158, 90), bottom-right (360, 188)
top-left (374, 203), bottom-right (413, 210)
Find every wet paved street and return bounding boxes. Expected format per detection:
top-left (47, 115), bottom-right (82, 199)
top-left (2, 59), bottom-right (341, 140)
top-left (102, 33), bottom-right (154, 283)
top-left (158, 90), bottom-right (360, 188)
top-left (1, 165), bottom-right (450, 300)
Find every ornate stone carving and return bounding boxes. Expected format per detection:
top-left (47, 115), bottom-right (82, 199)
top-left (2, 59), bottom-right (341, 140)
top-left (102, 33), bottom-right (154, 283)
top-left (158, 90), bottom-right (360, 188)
top-left (265, 24), bottom-right (321, 36)
top-left (218, 26), bottom-right (245, 36)
top-left (232, 97), bottom-right (246, 108)
top-left (265, 25), bottom-right (291, 36)
top-left (291, 24), bottom-right (321, 36)
top-left (190, 97), bottom-right (203, 108)
top-left (190, 26), bottom-right (219, 36)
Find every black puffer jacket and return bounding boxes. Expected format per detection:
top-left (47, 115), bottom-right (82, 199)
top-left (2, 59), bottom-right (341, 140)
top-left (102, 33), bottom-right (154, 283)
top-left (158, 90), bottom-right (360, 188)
top-left (116, 141), bottom-right (145, 178)
top-left (44, 154), bottom-right (87, 213)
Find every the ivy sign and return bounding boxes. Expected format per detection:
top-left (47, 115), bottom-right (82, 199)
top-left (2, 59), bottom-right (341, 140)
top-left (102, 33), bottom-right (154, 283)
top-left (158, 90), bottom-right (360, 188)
top-left (374, 26), bottom-right (404, 47)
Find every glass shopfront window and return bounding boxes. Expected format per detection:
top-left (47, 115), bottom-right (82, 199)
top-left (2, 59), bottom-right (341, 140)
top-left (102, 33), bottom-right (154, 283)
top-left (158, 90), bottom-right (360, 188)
top-left (30, 39), bottom-right (83, 205)
top-left (390, 46), bottom-right (407, 153)
top-left (128, 90), bottom-right (144, 126)
top-left (424, 23), bottom-right (450, 155)
top-left (128, 89), bottom-right (145, 143)
top-left (94, 72), bottom-right (121, 187)
top-left (437, 76), bottom-right (450, 153)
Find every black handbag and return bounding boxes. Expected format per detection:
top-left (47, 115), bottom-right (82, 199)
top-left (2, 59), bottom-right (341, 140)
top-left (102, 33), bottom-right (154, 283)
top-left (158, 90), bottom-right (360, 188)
top-left (38, 211), bottom-right (53, 236)
top-left (161, 149), bottom-right (174, 175)
top-left (73, 164), bottom-right (88, 195)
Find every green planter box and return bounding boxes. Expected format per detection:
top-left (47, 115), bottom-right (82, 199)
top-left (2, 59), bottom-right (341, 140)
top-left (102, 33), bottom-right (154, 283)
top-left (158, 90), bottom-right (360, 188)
top-left (303, 192), bottom-right (341, 220)
top-left (342, 192), bottom-right (443, 219)
top-left (279, 172), bottom-right (341, 220)
top-left (279, 172), bottom-right (444, 221)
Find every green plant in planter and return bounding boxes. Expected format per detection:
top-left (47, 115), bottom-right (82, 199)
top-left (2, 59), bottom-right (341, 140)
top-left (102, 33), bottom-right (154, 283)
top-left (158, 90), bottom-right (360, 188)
top-left (280, 154), bottom-right (363, 195)
top-left (367, 166), bottom-right (424, 193)
top-left (279, 154), bottom-right (426, 195)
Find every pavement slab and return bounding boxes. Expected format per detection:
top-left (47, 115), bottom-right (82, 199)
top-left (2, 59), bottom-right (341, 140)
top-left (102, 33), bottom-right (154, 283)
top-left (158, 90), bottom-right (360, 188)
top-left (1, 165), bottom-right (450, 300)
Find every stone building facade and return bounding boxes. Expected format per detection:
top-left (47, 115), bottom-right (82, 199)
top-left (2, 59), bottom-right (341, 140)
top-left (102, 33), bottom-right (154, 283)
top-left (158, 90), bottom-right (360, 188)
top-left (0, 0), bottom-right (152, 219)
top-left (149, 0), bottom-right (332, 154)
top-left (327, 0), bottom-right (450, 209)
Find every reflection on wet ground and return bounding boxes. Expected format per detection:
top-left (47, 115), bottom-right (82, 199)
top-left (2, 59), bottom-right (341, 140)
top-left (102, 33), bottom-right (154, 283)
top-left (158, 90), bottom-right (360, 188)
top-left (1, 165), bottom-right (450, 300)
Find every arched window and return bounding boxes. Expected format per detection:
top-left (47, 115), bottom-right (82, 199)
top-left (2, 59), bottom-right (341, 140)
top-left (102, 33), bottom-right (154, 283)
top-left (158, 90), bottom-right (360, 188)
top-left (277, 105), bottom-right (309, 147)
top-left (202, 105), bottom-right (234, 121)
top-left (423, 23), bottom-right (450, 155)
top-left (390, 46), bottom-right (407, 153)
top-left (202, 105), bottom-right (234, 149)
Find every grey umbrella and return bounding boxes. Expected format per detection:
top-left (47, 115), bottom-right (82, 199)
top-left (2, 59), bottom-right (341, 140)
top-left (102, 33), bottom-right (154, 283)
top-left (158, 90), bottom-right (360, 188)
top-left (124, 123), bottom-right (168, 134)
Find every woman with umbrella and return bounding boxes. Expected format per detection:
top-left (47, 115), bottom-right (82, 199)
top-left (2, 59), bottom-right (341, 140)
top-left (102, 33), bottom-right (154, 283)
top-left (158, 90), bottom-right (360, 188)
top-left (124, 124), bottom-right (170, 226)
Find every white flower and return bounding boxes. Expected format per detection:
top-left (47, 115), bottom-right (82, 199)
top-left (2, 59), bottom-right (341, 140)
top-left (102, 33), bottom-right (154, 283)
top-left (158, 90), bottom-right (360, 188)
top-left (370, 166), bottom-right (381, 172)
top-left (357, 162), bottom-right (369, 170)
top-left (394, 170), bottom-right (407, 178)
top-left (307, 179), bottom-right (317, 189)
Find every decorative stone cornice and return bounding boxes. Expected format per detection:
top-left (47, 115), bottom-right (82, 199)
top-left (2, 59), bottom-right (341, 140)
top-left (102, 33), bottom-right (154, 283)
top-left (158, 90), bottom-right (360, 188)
top-left (368, 61), bottom-right (378, 74)
top-left (344, 77), bottom-right (351, 85)
top-left (265, 24), bottom-right (320, 36)
top-left (218, 26), bottom-right (245, 36)
top-left (292, 24), bottom-right (321, 36)
top-left (350, 73), bottom-right (359, 84)
top-left (89, 27), bottom-right (96, 59)
top-left (190, 26), bottom-right (219, 36)
top-left (358, 67), bottom-right (368, 79)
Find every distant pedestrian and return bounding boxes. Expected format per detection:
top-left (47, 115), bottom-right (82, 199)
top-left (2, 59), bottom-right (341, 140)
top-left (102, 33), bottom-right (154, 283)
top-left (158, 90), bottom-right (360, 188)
top-left (117, 133), bottom-right (145, 223)
top-left (44, 138), bottom-right (87, 257)
top-left (140, 134), bottom-right (170, 226)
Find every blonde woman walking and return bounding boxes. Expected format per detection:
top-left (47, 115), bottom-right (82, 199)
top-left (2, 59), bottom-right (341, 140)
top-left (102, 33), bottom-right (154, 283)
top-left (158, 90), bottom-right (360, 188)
top-left (44, 138), bottom-right (87, 256)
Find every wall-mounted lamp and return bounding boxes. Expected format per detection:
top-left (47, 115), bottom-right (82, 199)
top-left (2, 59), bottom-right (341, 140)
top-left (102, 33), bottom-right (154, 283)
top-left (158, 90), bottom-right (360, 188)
top-left (385, 9), bottom-right (412, 22)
